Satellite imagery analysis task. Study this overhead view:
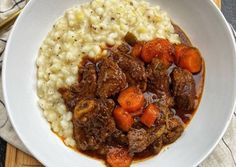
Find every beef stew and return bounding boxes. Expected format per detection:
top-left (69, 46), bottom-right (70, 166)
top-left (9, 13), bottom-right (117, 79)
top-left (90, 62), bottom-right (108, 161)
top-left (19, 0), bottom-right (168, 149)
top-left (58, 28), bottom-right (204, 166)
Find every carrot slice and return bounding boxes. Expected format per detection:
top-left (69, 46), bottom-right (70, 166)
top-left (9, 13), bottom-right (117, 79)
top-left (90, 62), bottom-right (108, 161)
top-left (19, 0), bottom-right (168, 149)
top-left (131, 43), bottom-right (143, 58)
top-left (106, 147), bottom-right (132, 167)
top-left (113, 107), bottom-right (134, 132)
top-left (174, 44), bottom-right (188, 65)
top-left (118, 87), bottom-right (144, 112)
top-left (159, 53), bottom-right (174, 67)
top-left (141, 104), bottom-right (160, 127)
top-left (141, 38), bottom-right (174, 63)
top-left (178, 47), bottom-right (202, 73)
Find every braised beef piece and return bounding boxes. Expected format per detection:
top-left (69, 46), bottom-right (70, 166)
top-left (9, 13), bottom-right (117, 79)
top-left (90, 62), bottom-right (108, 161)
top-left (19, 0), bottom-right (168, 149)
top-left (58, 86), bottom-right (79, 112)
top-left (128, 128), bottom-right (149, 154)
top-left (78, 62), bottom-right (97, 96)
top-left (111, 129), bottom-right (129, 146)
top-left (124, 95), bottom-right (184, 155)
top-left (151, 138), bottom-right (163, 154)
top-left (110, 49), bottom-right (147, 91)
top-left (58, 62), bottom-right (97, 111)
top-left (97, 58), bottom-right (127, 98)
top-left (148, 105), bottom-right (184, 145)
top-left (128, 107), bottom-right (171, 155)
top-left (163, 117), bottom-right (184, 144)
top-left (147, 125), bottom-right (166, 142)
top-left (73, 98), bottom-right (116, 152)
top-left (170, 67), bottom-right (196, 111)
top-left (146, 58), bottom-right (174, 107)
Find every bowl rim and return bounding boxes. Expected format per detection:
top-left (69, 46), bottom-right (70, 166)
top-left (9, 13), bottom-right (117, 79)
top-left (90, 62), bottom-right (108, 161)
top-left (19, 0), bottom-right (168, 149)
top-left (191, 1), bottom-right (236, 166)
top-left (2, 0), bottom-right (236, 166)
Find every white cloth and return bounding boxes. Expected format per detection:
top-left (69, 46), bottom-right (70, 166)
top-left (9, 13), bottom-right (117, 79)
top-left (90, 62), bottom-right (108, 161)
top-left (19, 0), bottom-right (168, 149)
top-left (0, 0), bottom-right (235, 166)
top-left (0, 0), bottom-right (30, 154)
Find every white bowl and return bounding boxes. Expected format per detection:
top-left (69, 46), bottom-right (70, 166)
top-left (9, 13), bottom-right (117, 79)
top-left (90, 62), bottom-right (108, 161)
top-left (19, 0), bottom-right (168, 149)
top-left (2, 0), bottom-right (236, 167)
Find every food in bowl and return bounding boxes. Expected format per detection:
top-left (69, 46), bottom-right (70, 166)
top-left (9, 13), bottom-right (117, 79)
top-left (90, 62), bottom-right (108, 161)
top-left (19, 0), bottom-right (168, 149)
top-left (36, 0), bottom-right (204, 166)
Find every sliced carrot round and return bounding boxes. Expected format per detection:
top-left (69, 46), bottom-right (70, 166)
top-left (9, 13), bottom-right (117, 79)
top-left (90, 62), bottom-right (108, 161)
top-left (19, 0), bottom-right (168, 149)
top-left (178, 47), bottom-right (202, 73)
top-left (113, 107), bottom-right (134, 132)
top-left (118, 87), bottom-right (144, 112)
top-left (106, 147), bottom-right (132, 167)
top-left (141, 38), bottom-right (174, 63)
top-left (141, 104), bottom-right (160, 127)
top-left (174, 44), bottom-right (188, 65)
top-left (159, 53), bottom-right (174, 68)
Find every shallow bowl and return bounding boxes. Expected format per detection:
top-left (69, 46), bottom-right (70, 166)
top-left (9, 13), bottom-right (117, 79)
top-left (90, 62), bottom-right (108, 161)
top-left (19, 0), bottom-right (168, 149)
top-left (2, 0), bottom-right (236, 166)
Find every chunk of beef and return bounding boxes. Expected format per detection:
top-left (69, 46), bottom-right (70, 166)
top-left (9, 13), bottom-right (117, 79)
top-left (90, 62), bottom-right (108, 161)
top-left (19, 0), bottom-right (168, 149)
top-left (156, 106), bottom-right (184, 145)
top-left (163, 116), bottom-right (184, 144)
top-left (128, 125), bottom-right (166, 155)
top-left (95, 144), bottom-right (110, 155)
top-left (58, 62), bottom-right (97, 111)
top-left (146, 58), bottom-right (174, 107)
top-left (110, 50), bottom-right (147, 91)
top-left (97, 58), bottom-right (127, 98)
top-left (73, 98), bottom-right (116, 151)
top-left (170, 67), bottom-right (196, 111)
top-left (147, 125), bottom-right (166, 144)
top-left (147, 106), bottom-right (183, 149)
top-left (154, 106), bottom-right (174, 129)
top-left (78, 62), bottom-right (97, 97)
top-left (58, 86), bottom-right (78, 111)
top-left (151, 138), bottom-right (163, 154)
top-left (128, 128), bottom-right (149, 154)
top-left (127, 105), bottom-right (183, 155)
top-left (111, 129), bottom-right (129, 146)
